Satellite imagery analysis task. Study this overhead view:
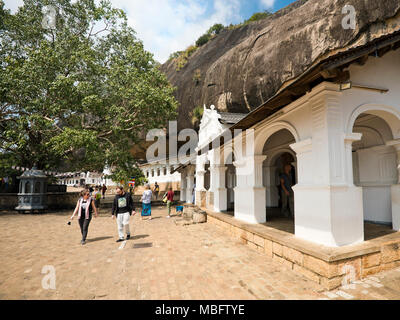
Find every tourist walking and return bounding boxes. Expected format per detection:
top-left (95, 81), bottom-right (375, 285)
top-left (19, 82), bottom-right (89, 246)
top-left (280, 164), bottom-right (294, 218)
top-left (165, 187), bottom-right (175, 218)
top-left (153, 182), bottom-right (159, 200)
top-left (93, 187), bottom-right (101, 209)
top-left (101, 184), bottom-right (107, 199)
top-left (141, 184), bottom-right (152, 220)
top-left (112, 186), bottom-right (136, 242)
top-left (70, 189), bottom-right (98, 245)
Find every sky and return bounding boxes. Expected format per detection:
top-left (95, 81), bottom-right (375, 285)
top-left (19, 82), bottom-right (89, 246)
top-left (3, 0), bottom-right (297, 63)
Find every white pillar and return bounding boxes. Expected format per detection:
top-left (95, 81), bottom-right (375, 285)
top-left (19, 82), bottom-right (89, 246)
top-left (264, 165), bottom-right (279, 207)
top-left (186, 166), bottom-right (195, 204)
top-left (180, 171), bottom-right (187, 202)
top-left (234, 155), bottom-right (267, 223)
top-left (290, 83), bottom-right (364, 247)
top-left (210, 164), bottom-right (228, 212)
top-left (387, 139), bottom-right (400, 231)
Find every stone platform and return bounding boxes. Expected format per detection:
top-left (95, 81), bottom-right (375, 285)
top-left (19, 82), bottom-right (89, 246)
top-left (204, 209), bottom-right (400, 290)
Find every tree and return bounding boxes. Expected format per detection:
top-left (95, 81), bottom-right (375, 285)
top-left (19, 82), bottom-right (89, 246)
top-left (207, 23), bottom-right (224, 36)
top-left (245, 11), bottom-right (272, 23)
top-left (0, 0), bottom-right (178, 180)
top-left (195, 33), bottom-right (211, 47)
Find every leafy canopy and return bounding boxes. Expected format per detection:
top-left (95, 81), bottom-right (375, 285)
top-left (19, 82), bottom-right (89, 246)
top-left (0, 0), bottom-right (178, 182)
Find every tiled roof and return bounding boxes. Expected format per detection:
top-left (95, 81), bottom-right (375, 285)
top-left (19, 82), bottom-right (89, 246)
top-left (218, 112), bottom-right (248, 125)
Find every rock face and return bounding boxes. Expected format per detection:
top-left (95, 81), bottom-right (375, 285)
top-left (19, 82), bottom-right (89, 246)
top-left (160, 0), bottom-right (400, 130)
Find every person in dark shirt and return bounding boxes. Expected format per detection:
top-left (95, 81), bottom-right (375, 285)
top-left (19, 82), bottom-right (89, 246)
top-left (153, 182), bottom-right (159, 200)
top-left (280, 164), bottom-right (294, 218)
top-left (70, 189), bottom-right (98, 245)
top-left (101, 184), bottom-right (107, 199)
top-left (112, 186), bottom-right (136, 242)
top-left (165, 187), bottom-right (175, 218)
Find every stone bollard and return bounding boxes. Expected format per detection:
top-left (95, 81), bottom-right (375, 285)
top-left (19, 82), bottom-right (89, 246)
top-left (193, 210), bottom-right (207, 223)
top-left (176, 204), bottom-right (207, 225)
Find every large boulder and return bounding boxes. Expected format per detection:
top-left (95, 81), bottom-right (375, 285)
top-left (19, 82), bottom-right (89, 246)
top-left (160, 0), bottom-right (400, 131)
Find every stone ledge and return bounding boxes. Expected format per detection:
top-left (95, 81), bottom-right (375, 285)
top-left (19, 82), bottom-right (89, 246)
top-left (204, 209), bottom-right (400, 290)
top-left (204, 208), bottom-right (385, 262)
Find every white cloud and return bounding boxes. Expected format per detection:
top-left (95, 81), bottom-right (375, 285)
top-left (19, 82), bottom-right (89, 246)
top-left (115, 0), bottom-right (242, 63)
top-left (260, 0), bottom-right (275, 8)
top-left (3, 0), bottom-right (243, 63)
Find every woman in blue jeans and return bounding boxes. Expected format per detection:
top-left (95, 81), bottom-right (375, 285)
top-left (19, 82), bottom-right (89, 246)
top-left (70, 189), bottom-right (98, 245)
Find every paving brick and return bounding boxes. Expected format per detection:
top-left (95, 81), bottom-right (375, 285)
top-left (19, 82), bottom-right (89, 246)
top-left (272, 242), bottom-right (283, 257)
top-left (293, 264), bottom-right (320, 283)
top-left (381, 242), bottom-right (400, 264)
top-left (264, 239), bottom-right (273, 257)
top-left (2, 206), bottom-right (400, 300)
top-left (282, 246), bottom-right (304, 265)
top-left (362, 253), bottom-right (381, 269)
top-left (253, 235), bottom-right (265, 248)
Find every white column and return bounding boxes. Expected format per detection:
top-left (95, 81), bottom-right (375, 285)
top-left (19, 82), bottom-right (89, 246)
top-left (180, 171), bottom-right (187, 202)
top-left (290, 83), bottom-right (364, 247)
top-left (210, 164), bottom-right (228, 212)
top-left (264, 165), bottom-right (279, 207)
top-left (387, 139), bottom-right (400, 231)
top-left (234, 155), bottom-right (267, 223)
top-left (186, 166), bottom-right (195, 204)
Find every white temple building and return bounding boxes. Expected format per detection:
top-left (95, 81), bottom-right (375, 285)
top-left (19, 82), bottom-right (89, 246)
top-left (175, 38), bottom-right (400, 248)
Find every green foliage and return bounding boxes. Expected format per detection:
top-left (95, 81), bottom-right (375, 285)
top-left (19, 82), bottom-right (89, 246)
top-left (228, 10), bottom-right (272, 30)
top-left (192, 69), bottom-right (201, 85)
top-left (109, 163), bottom-right (144, 188)
top-left (247, 11), bottom-right (272, 23)
top-left (190, 106), bottom-right (204, 129)
top-left (0, 0), bottom-right (178, 180)
top-left (175, 45), bottom-right (197, 71)
top-left (168, 10), bottom-right (272, 69)
top-left (168, 51), bottom-right (182, 61)
top-left (207, 23), bottom-right (225, 36)
top-left (195, 33), bottom-right (211, 47)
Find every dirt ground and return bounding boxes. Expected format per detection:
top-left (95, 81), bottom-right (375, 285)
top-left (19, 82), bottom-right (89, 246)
top-left (1, 206), bottom-right (400, 300)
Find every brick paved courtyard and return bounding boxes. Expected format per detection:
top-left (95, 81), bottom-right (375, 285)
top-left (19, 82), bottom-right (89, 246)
top-left (1, 206), bottom-right (400, 300)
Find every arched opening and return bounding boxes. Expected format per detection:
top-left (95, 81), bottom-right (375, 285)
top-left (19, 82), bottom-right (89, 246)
top-left (352, 112), bottom-right (398, 227)
top-left (204, 163), bottom-right (210, 191)
top-left (24, 181), bottom-right (31, 194)
top-left (34, 181), bottom-right (41, 194)
top-left (261, 129), bottom-right (297, 227)
top-left (225, 152), bottom-right (236, 212)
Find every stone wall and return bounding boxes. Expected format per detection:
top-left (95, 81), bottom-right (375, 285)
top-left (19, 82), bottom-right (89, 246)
top-left (0, 193), bottom-right (18, 210)
top-left (0, 192), bottom-right (80, 211)
top-left (206, 212), bottom-right (400, 290)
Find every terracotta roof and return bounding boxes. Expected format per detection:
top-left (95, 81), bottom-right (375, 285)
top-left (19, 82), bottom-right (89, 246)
top-left (218, 112), bottom-right (248, 125)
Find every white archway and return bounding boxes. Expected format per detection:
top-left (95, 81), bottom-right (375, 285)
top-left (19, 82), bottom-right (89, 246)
top-left (351, 109), bottom-right (400, 228)
top-left (254, 121), bottom-right (300, 155)
top-left (347, 103), bottom-right (400, 139)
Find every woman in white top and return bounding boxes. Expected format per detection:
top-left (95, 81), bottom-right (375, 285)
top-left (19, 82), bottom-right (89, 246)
top-left (141, 184), bottom-right (153, 220)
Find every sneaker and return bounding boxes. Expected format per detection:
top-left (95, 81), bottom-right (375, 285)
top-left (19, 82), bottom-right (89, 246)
top-left (81, 240), bottom-right (86, 245)
top-left (126, 234), bottom-right (131, 240)
top-left (116, 238), bottom-right (124, 242)
top-left (166, 215), bottom-right (170, 219)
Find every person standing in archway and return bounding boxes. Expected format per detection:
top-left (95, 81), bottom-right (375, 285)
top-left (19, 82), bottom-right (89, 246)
top-left (280, 164), bottom-right (294, 218)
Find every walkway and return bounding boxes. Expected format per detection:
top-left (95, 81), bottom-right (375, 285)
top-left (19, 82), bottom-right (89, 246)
top-left (0, 207), bottom-right (399, 300)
